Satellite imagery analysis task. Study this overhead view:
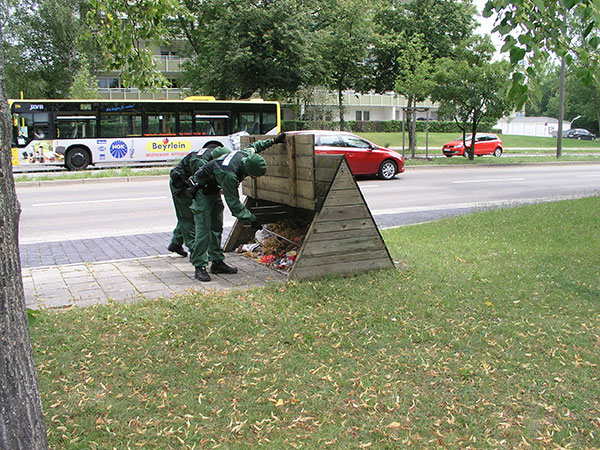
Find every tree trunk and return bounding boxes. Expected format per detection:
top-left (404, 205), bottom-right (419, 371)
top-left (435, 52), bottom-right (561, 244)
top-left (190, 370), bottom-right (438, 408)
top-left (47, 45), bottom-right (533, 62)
top-left (0, 35), bottom-right (49, 450)
top-left (592, 87), bottom-right (600, 137)
top-left (337, 85), bottom-right (345, 131)
top-left (469, 113), bottom-right (478, 161)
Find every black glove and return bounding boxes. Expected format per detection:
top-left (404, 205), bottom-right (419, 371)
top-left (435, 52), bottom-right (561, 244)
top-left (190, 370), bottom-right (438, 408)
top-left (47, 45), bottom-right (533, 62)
top-left (170, 171), bottom-right (186, 190)
top-left (250, 219), bottom-right (263, 231)
top-left (273, 132), bottom-right (286, 145)
top-left (185, 176), bottom-right (200, 198)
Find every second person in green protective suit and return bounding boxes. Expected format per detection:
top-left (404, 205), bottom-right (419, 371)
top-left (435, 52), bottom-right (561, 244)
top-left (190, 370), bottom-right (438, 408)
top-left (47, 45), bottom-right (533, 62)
top-left (186, 132), bottom-right (286, 282)
top-left (168, 146), bottom-right (231, 259)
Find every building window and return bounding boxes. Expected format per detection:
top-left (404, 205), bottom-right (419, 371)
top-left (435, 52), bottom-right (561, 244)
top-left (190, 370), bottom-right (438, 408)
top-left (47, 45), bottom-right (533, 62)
top-left (98, 78), bottom-right (120, 89)
top-left (356, 110), bottom-right (370, 121)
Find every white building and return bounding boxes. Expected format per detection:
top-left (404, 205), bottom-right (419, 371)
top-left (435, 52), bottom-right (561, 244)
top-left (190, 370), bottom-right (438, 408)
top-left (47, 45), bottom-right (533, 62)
top-left (495, 116), bottom-right (570, 137)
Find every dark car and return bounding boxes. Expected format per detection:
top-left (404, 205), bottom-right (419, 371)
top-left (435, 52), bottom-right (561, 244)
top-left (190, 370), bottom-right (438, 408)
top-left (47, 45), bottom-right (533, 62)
top-left (565, 128), bottom-right (596, 140)
top-left (287, 130), bottom-right (404, 180)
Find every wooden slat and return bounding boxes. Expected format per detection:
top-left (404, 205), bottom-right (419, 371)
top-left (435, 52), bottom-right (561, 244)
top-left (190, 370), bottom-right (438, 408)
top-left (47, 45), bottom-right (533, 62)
top-left (310, 218), bottom-right (373, 234)
top-left (290, 252), bottom-right (393, 280)
top-left (262, 153), bottom-right (314, 169)
top-left (246, 189), bottom-right (315, 210)
top-left (307, 226), bottom-right (381, 242)
top-left (315, 167), bottom-right (338, 183)
top-left (319, 188), bottom-right (364, 207)
top-left (223, 197), bottom-right (257, 252)
top-left (315, 154), bottom-right (344, 170)
top-left (300, 235), bottom-right (386, 257)
top-left (255, 164), bottom-right (313, 181)
top-left (316, 204), bottom-right (371, 222)
top-left (328, 169), bottom-right (357, 191)
top-left (287, 138), bottom-right (298, 207)
top-left (249, 176), bottom-right (314, 200)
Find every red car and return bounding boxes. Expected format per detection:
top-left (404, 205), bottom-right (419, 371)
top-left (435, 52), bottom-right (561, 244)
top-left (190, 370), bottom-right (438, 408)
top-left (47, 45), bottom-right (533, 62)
top-left (442, 133), bottom-right (503, 157)
top-left (288, 130), bottom-right (404, 180)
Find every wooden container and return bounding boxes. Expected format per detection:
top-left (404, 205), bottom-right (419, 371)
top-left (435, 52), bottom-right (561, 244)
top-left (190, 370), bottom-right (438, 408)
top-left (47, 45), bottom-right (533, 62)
top-left (223, 134), bottom-right (395, 280)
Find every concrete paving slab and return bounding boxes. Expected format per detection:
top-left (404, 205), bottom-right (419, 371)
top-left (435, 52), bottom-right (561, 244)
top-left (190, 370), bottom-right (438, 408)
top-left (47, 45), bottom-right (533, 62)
top-left (21, 253), bottom-right (288, 310)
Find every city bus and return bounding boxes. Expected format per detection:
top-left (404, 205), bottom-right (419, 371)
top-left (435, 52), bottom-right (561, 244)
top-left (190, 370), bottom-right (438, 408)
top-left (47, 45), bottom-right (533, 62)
top-left (10, 97), bottom-right (280, 170)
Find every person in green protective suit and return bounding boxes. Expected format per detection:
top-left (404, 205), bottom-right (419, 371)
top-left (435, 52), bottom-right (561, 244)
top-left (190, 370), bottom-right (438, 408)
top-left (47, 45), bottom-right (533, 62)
top-left (186, 132), bottom-right (286, 282)
top-left (168, 146), bottom-right (230, 259)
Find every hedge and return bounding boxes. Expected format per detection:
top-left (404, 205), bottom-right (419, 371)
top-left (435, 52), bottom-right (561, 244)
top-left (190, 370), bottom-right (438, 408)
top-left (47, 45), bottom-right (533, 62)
top-left (282, 120), bottom-right (499, 134)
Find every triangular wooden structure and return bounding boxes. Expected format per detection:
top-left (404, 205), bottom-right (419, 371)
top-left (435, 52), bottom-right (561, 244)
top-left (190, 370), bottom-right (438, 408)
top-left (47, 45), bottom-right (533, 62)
top-left (224, 134), bottom-right (395, 280)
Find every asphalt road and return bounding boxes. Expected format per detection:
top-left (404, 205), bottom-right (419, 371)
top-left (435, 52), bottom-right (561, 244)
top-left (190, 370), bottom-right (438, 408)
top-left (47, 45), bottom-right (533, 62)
top-left (16, 163), bottom-right (600, 245)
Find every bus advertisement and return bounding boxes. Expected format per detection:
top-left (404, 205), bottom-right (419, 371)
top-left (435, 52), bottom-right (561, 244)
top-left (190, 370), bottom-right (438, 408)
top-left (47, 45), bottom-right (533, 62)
top-left (10, 97), bottom-right (280, 170)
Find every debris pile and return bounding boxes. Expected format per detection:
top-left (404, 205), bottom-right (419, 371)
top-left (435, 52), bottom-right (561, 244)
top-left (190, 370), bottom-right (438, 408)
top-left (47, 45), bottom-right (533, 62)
top-left (236, 220), bottom-right (308, 271)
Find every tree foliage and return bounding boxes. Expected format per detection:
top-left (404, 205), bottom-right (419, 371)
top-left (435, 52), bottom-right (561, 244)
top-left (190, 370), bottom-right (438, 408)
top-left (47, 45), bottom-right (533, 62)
top-left (3, 0), bottom-right (96, 98)
top-left (312, 0), bottom-right (372, 129)
top-left (394, 33), bottom-right (435, 156)
top-left (431, 37), bottom-right (513, 159)
top-left (86, 0), bottom-right (180, 90)
top-left (180, 0), bottom-right (311, 100)
top-left (484, 0), bottom-right (600, 109)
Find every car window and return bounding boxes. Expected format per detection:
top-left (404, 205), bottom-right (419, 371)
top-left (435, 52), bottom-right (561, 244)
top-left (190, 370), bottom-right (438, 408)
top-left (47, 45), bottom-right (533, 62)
top-left (341, 135), bottom-right (371, 148)
top-left (317, 135), bottom-right (341, 146)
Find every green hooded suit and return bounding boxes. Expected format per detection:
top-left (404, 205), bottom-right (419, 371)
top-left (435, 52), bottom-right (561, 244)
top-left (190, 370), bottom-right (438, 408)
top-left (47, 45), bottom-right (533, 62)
top-left (187, 138), bottom-right (274, 268)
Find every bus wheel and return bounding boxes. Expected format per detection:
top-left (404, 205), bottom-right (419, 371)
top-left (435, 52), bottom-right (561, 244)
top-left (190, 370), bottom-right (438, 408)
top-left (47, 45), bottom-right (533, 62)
top-left (65, 147), bottom-right (91, 171)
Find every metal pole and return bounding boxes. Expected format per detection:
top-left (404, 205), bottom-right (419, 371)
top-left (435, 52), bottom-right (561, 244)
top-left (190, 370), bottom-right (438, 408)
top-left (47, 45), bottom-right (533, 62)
top-left (557, 55), bottom-right (565, 158)
top-left (425, 109), bottom-right (429, 159)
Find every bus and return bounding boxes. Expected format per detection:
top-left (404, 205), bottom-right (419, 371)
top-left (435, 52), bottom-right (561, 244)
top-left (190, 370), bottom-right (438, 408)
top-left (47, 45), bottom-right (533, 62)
top-left (10, 96), bottom-right (280, 170)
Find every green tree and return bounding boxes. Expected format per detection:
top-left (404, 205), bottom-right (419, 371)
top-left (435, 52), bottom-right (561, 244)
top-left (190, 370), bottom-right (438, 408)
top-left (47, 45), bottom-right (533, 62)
top-left (314, 0), bottom-right (372, 130)
top-left (369, 0), bottom-right (475, 93)
top-left (178, 0), bottom-right (311, 100)
top-left (4, 0), bottom-right (96, 98)
top-left (484, 0), bottom-right (600, 109)
top-left (394, 34), bottom-right (434, 157)
top-left (68, 58), bottom-right (100, 99)
top-left (368, 0), bottom-right (475, 149)
top-left (86, 0), bottom-right (180, 90)
top-left (431, 37), bottom-right (513, 160)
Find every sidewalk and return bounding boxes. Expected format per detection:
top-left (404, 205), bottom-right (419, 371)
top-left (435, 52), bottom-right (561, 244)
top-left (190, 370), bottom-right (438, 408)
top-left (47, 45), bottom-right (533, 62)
top-left (21, 237), bottom-right (287, 310)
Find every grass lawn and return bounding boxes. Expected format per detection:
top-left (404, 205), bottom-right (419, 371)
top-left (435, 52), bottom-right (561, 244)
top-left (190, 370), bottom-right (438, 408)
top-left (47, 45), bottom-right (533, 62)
top-left (31, 197), bottom-right (600, 449)
top-left (358, 132), bottom-right (600, 152)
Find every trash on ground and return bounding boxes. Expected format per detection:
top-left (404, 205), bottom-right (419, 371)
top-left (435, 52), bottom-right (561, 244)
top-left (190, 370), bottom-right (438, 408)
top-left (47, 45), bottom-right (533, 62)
top-left (236, 219), bottom-right (308, 271)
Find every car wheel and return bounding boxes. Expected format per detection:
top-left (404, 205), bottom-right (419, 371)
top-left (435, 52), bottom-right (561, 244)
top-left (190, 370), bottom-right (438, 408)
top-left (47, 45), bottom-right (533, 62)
top-left (493, 147), bottom-right (502, 157)
top-left (445, 155), bottom-right (452, 158)
top-left (378, 159), bottom-right (397, 180)
top-left (65, 147), bottom-right (91, 171)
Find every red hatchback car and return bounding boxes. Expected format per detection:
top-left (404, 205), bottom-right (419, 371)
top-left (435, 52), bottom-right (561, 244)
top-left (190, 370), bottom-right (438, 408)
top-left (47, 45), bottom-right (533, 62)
top-left (288, 130), bottom-right (404, 180)
top-left (442, 133), bottom-right (503, 157)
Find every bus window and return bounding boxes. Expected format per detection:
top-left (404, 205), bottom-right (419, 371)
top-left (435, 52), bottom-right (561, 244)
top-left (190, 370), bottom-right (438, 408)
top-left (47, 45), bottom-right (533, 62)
top-left (100, 112), bottom-right (142, 137)
top-left (32, 113), bottom-right (50, 140)
top-left (179, 112), bottom-right (193, 135)
top-left (195, 115), bottom-right (228, 136)
top-left (56, 116), bottom-right (97, 139)
top-left (13, 113), bottom-right (32, 146)
top-left (262, 111), bottom-right (277, 134)
top-left (147, 112), bottom-right (176, 136)
top-left (235, 112), bottom-right (260, 134)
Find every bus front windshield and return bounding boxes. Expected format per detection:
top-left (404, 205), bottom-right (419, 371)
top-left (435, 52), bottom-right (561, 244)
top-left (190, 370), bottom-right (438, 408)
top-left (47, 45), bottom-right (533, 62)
top-left (13, 112), bottom-right (50, 146)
